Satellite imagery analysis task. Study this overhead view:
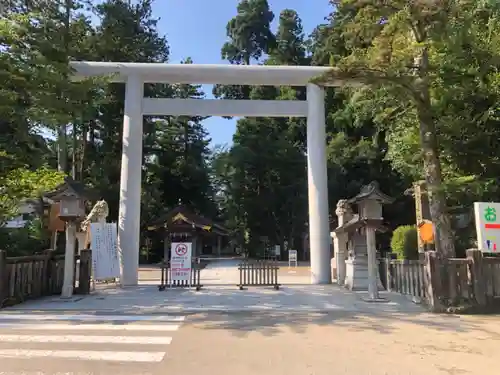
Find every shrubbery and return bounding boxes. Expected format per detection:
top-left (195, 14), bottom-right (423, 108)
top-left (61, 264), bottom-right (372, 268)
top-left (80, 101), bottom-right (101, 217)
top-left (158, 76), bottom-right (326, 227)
top-left (0, 218), bottom-right (50, 256)
top-left (391, 225), bottom-right (419, 260)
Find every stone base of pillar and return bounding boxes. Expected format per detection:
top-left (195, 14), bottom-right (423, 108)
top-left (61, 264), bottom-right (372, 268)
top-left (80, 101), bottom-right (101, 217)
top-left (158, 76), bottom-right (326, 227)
top-left (336, 252), bottom-right (346, 286)
top-left (330, 258), bottom-right (337, 281)
top-left (61, 285), bottom-right (74, 299)
top-left (345, 256), bottom-right (383, 291)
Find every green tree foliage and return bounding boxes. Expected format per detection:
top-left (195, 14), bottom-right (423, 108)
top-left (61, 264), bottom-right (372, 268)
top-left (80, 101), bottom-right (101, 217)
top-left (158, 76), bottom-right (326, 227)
top-left (3, 0), bottom-right (500, 261)
top-left (222, 0), bottom-right (275, 64)
top-left (391, 225), bottom-right (419, 260)
top-left (313, 0), bottom-right (500, 257)
top-left (213, 0), bottom-right (275, 101)
top-left (212, 6), bottom-right (313, 256)
top-left (0, 0), bottom-right (215, 258)
top-left (0, 161), bottom-right (65, 230)
top-left (0, 219), bottom-right (51, 256)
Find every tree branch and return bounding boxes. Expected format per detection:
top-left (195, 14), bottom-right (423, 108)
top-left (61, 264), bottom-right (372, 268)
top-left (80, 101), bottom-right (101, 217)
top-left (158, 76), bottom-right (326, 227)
top-left (312, 65), bottom-right (417, 97)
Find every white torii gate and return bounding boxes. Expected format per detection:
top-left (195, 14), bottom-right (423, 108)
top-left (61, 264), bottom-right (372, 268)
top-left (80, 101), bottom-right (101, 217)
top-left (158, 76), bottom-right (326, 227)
top-left (70, 61), bottom-right (342, 286)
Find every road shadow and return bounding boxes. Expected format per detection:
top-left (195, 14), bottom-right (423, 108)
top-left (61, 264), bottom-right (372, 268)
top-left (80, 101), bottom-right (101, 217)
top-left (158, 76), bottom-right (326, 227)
top-left (4, 283), bottom-right (500, 340)
top-left (185, 309), bottom-right (500, 340)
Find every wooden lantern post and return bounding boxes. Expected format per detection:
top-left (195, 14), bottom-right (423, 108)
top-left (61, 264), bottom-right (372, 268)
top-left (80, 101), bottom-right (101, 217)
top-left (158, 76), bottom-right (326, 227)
top-left (57, 194), bottom-right (86, 298)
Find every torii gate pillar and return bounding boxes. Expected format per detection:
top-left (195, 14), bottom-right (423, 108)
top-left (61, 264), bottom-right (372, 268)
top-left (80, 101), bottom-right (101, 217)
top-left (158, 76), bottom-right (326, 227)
top-left (306, 84), bottom-right (331, 284)
top-left (119, 75), bottom-right (144, 286)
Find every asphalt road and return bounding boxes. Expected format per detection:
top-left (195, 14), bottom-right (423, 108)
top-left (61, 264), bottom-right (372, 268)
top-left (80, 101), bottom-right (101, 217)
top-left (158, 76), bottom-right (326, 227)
top-left (0, 310), bottom-right (499, 375)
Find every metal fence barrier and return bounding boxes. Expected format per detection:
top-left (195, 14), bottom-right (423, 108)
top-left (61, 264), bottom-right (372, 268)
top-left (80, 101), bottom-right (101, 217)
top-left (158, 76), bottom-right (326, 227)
top-left (158, 261), bottom-right (202, 291)
top-left (238, 260), bottom-right (280, 290)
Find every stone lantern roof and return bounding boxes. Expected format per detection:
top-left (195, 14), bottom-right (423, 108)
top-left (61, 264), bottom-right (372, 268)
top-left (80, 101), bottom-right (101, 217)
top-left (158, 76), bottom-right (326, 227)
top-left (333, 215), bottom-right (389, 235)
top-left (334, 181), bottom-right (394, 235)
top-left (44, 177), bottom-right (97, 202)
top-left (347, 181), bottom-right (394, 205)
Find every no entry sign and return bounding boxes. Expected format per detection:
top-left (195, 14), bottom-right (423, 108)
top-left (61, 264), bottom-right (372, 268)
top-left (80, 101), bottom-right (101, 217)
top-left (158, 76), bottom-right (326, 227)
top-left (175, 243), bottom-right (188, 256)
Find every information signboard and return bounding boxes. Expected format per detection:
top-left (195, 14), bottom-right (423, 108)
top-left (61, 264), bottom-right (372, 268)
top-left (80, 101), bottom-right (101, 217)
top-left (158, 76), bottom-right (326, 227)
top-left (170, 242), bottom-right (193, 282)
top-left (474, 202), bottom-right (500, 253)
top-left (288, 249), bottom-right (298, 267)
top-left (274, 245), bottom-right (280, 256)
top-left (90, 222), bottom-right (120, 280)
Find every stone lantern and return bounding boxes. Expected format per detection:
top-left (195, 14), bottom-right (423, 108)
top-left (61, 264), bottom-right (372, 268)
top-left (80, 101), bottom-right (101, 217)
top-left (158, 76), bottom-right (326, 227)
top-left (44, 177), bottom-right (94, 298)
top-left (332, 181), bottom-right (394, 300)
top-left (58, 195), bottom-right (86, 222)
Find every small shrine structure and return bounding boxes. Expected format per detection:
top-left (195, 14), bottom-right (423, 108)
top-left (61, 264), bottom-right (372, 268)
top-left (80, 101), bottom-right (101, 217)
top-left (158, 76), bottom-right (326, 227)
top-left (147, 204), bottom-right (230, 260)
top-left (331, 181), bottom-right (394, 299)
top-left (43, 177), bottom-right (97, 298)
top-left (44, 177), bottom-right (97, 251)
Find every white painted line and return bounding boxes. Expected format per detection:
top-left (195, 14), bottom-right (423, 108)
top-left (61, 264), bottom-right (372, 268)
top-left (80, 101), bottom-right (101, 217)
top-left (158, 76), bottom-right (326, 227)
top-left (0, 314), bottom-right (185, 322)
top-left (0, 335), bottom-right (172, 345)
top-left (0, 323), bottom-right (181, 331)
top-left (0, 349), bottom-right (166, 362)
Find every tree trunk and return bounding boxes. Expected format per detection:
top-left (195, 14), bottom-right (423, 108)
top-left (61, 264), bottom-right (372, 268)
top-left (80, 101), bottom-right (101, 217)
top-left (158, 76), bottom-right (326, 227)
top-left (78, 121), bottom-right (88, 181)
top-left (89, 119), bottom-right (95, 145)
top-left (415, 46), bottom-right (455, 258)
top-left (57, 0), bottom-right (72, 175)
top-left (71, 122), bottom-right (77, 179)
top-left (57, 124), bottom-right (67, 173)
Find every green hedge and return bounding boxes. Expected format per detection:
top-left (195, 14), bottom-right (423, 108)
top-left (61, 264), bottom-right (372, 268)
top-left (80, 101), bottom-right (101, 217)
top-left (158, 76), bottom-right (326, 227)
top-left (391, 225), bottom-right (419, 260)
top-left (0, 219), bottom-right (49, 256)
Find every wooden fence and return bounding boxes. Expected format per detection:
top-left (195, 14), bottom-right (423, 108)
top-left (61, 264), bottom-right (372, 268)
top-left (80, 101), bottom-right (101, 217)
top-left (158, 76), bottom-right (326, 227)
top-left (384, 249), bottom-right (500, 312)
top-left (384, 259), bottom-right (426, 301)
top-left (0, 249), bottom-right (92, 308)
top-left (430, 250), bottom-right (500, 310)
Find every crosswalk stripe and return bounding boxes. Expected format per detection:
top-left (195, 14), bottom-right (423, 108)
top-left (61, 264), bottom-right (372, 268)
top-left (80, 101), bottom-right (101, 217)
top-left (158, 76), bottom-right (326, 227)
top-left (0, 349), bottom-right (166, 362)
top-left (0, 314), bottom-right (185, 363)
top-left (0, 334), bottom-right (173, 345)
top-left (0, 314), bottom-right (185, 322)
top-left (0, 323), bottom-right (181, 331)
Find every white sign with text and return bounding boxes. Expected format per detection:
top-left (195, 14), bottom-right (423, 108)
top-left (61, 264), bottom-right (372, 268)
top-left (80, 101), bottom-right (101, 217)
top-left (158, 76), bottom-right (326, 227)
top-left (474, 202), bottom-right (500, 253)
top-left (274, 245), bottom-right (280, 256)
top-left (170, 242), bottom-right (193, 282)
top-left (288, 249), bottom-right (298, 267)
top-left (90, 222), bottom-right (120, 280)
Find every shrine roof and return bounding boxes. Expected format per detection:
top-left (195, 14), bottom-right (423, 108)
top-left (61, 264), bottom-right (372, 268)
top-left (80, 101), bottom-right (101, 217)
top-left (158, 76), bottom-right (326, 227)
top-left (347, 181), bottom-right (394, 205)
top-left (148, 205), bottom-right (229, 235)
top-left (43, 177), bottom-right (97, 201)
top-left (333, 215), bottom-right (389, 234)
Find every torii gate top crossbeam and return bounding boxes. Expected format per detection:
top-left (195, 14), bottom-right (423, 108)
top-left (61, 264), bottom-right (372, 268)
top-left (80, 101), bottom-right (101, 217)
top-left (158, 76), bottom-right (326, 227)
top-left (70, 61), bottom-right (340, 86)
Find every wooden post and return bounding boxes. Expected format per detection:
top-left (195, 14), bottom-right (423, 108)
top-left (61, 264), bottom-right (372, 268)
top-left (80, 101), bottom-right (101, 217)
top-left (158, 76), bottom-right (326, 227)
top-left (424, 251), bottom-right (443, 312)
top-left (385, 255), bottom-right (392, 292)
top-left (0, 250), bottom-right (7, 306)
top-left (42, 249), bottom-right (55, 295)
top-left (466, 249), bottom-right (487, 307)
top-left (62, 221), bottom-right (77, 298)
top-left (160, 260), bottom-right (165, 289)
top-left (78, 249), bottom-right (92, 295)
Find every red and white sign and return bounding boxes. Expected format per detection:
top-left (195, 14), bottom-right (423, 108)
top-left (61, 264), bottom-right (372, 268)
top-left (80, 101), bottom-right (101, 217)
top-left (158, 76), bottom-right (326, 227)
top-left (170, 242), bottom-right (192, 282)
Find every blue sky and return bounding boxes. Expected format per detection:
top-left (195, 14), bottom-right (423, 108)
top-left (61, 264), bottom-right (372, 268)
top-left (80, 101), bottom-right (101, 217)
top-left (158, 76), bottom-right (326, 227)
top-left (153, 0), bottom-right (332, 147)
